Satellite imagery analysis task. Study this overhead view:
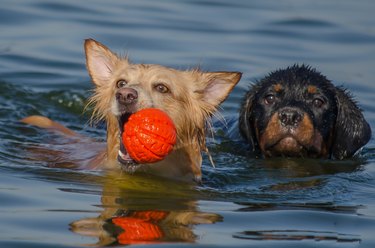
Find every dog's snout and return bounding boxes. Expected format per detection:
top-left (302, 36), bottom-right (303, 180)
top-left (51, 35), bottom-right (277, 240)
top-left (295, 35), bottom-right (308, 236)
top-left (279, 108), bottom-right (303, 127)
top-left (116, 88), bottom-right (138, 105)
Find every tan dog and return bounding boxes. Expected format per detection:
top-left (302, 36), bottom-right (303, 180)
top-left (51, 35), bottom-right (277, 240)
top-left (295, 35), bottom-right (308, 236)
top-left (22, 39), bottom-right (241, 182)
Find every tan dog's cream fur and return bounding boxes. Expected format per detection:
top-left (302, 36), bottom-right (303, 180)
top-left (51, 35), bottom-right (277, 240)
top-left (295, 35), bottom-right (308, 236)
top-left (22, 39), bottom-right (241, 182)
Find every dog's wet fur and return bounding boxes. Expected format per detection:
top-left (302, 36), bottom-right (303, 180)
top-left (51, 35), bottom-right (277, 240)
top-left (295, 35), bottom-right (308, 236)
top-left (21, 41), bottom-right (371, 181)
top-left (239, 65), bottom-right (371, 159)
top-left (22, 39), bottom-right (241, 182)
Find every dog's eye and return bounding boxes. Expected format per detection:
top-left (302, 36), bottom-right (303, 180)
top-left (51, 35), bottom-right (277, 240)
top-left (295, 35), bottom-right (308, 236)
top-left (116, 80), bottom-right (127, 88)
top-left (264, 94), bottom-right (275, 105)
top-left (155, 84), bottom-right (169, 93)
top-left (313, 98), bottom-right (324, 108)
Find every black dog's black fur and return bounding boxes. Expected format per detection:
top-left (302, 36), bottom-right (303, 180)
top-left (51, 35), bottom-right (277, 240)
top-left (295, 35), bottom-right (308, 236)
top-left (239, 65), bottom-right (371, 159)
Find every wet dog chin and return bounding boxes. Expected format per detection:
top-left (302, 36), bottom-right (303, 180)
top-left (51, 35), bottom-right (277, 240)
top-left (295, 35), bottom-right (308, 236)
top-left (117, 113), bottom-right (139, 172)
top-left (264, 136), bottom-right (309, 157)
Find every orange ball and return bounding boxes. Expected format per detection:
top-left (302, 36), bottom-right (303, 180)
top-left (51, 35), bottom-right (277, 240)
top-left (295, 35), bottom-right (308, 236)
top-left (122, 108), bottom-right (177, 163)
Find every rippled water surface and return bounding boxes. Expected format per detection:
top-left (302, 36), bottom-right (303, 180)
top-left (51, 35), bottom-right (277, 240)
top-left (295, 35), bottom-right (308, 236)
top-left (1, 0), bottom-right (375, 247)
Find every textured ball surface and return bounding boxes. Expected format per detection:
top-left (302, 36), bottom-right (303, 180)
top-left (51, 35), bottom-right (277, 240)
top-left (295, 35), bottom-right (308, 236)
top-left (123, 108), bottom-right (177, 163)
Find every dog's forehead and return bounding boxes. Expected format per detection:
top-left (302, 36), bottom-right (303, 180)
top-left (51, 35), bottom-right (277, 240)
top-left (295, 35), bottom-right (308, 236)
top-left (262, 79), bottom-right (327, 96)
top-left (122, 63), bottom-right (191, 82)
top-left (122, 63), bottom-right (172, 76)
top-left (281, 80), bottom-right (316, 93)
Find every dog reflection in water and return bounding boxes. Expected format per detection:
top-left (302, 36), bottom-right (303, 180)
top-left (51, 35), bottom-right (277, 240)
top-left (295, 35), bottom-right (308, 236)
top-left (70, 174), bottom-right (222, 246)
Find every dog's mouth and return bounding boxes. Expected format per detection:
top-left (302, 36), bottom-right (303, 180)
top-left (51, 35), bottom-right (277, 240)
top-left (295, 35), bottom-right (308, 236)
top-left (117, 113), bottom-right (139, 172)
top-left (267, 136), bottom-right (305, 156)
top-left (263, 134), bottom-right (322, 158)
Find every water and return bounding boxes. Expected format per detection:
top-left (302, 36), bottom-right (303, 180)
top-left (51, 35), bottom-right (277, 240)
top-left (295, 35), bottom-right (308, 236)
top-left (1, 0), bottom-right (375, 247)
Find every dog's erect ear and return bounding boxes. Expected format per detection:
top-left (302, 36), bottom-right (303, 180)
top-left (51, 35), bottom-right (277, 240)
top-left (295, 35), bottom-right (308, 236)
top-left (332, 87), bottom-right (371, 159)
top-left (199, 72), bottom-right (242, 107)
top-left (84, 39), bottom-right (124, 86)
top-left (239, 86), bottom-right (257, 150)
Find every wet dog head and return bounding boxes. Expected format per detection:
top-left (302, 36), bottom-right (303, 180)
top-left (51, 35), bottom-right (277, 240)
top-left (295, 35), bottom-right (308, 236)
top-left (239, 65), bottom-right (371, 159)
top-left (84, 39), bottom-right (241, 180)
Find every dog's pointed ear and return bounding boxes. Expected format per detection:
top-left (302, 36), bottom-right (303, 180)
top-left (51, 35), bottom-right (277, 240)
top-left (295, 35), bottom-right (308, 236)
top-left (199, 71), bottom-right (242, 107)
top-left (84, 39), bottom-right (125, 86)
top-left (332, 87), bottom-right (371, 159)
top-left (239, 85), bottom-right (257, 150)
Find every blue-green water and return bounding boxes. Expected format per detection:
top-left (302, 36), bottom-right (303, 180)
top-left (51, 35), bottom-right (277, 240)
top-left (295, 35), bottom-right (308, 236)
top-left (1, 0), bottom-right (375, 247)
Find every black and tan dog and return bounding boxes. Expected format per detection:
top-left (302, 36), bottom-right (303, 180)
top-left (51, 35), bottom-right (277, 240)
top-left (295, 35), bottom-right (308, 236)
top-left (239, 65), bottom-right (371, 159)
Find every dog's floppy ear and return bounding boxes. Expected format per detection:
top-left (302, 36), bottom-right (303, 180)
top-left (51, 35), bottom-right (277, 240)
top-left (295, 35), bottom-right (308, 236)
top-left (84, 39), bottom-right (125, 86)
top-left (199, 71), bottom-right (242, 107)
top-left (239, 85), bottom-right (257, 150)
top-left (331, 87), bottom-right (371, 159)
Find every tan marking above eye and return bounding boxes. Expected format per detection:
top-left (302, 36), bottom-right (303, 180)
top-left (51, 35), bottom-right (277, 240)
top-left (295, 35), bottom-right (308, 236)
top-left (307, 85), bottom-right (318, 94)
top-left (273, 83), bottom-right (283, 93)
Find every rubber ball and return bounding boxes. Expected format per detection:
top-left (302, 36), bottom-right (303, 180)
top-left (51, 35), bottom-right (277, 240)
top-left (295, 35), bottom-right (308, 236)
top-left (122, 108), bottom-right (177, 163)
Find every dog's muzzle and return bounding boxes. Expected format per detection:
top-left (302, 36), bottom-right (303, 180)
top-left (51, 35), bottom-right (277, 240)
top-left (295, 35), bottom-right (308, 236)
top-left (117, 113), bottom-right (143, 172)
top-left (115, 87), bottom-right (141, 172)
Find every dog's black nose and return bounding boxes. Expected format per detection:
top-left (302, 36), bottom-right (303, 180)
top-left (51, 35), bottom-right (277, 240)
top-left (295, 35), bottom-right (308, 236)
top-left (279, 107), bottom-right (303, 127)
top-left (116, 88), bottom-right (138, 105)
